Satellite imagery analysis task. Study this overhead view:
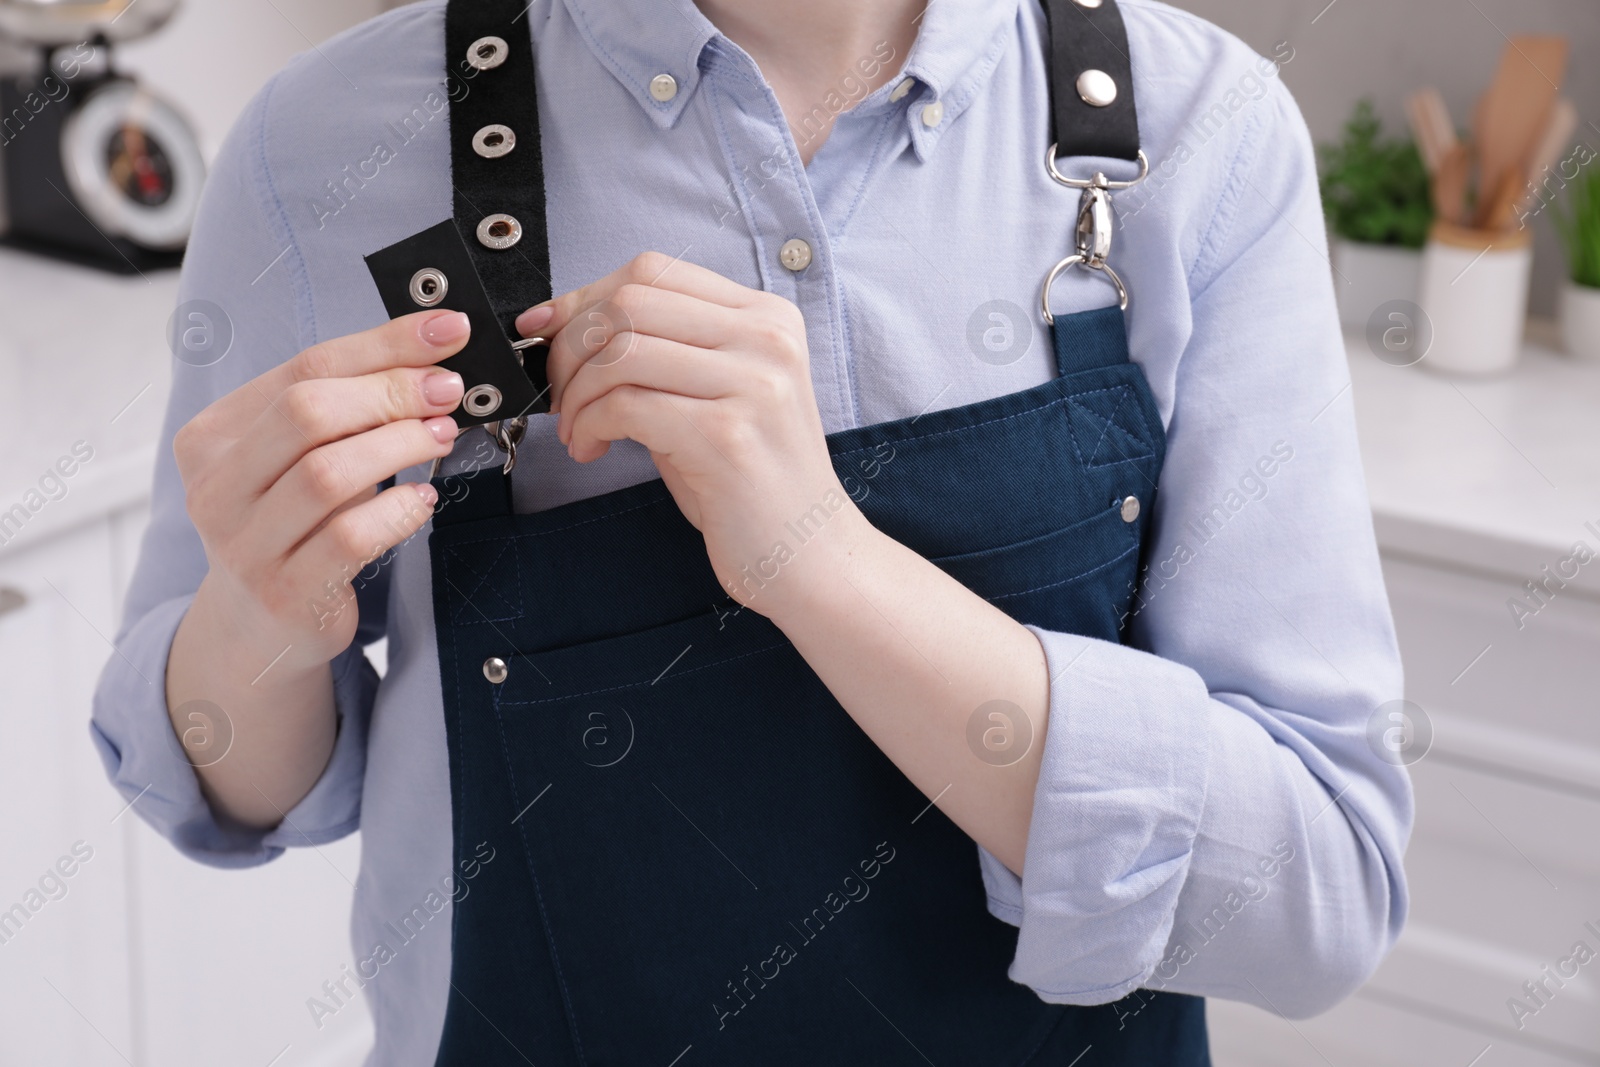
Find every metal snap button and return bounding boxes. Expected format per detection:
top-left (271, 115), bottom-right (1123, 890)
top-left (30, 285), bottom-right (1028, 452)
top-left (408, 268), bottom-right (448, 308)
top-left (890, 77), bottom-right (915, 102)
top-left (1077, 70), bottom-right (1118, 108)
top-left (463, 384), bottom-right (503, 418)
top-left (921, 101), bottom-right (944, 127)
top-left (1074, 0), bottom-right (1103, 7)
top-left (649, 73), bottom-right (678, 102)
top-left (482, 657), bottom-right (508, 684)
top-left (779, 238), bottom-right (813, 272)
top-left (1119, 496), bottom-right (1140, 523)
top-left (476, 213), bottom-right (523, 250)
top-left (466, 36), bottom-right (509, 71)
top-left (472, 124), bottom-right (516, 159)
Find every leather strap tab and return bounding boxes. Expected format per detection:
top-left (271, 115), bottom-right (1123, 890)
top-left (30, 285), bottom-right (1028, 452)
top-left (1043, 0), bottom-right (1141, 162)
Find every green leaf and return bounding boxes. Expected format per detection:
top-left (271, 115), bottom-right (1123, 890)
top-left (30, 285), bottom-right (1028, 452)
top-left (1317, 99), bottom-right (1434, 249)
top-left (1552, 166), bottom-right (1600, 289)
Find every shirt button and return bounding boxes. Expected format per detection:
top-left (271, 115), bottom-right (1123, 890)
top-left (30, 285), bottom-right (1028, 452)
top-left (890, 77), bottom-right (915, 102)
top-left (649, 73), bottom-right (678, 102)
top-left (921, 101), bottom-right (944, 127)
top-left (779, 238), bottom-right (813, 272)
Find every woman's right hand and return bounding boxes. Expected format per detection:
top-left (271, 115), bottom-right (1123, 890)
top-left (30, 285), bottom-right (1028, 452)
top-left (173, 309), bottom-right (470, 674)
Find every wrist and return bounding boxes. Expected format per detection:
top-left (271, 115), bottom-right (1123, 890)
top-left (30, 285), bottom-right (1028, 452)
top-left (184, 574), bottom-right (332, 689)
top-left (740, 493), bottom-right (881, 630)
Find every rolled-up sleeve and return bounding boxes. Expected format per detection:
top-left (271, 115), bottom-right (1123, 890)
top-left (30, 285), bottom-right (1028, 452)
top-left (978, 74), bottom-right (1412, 1019)
top-left (90, 69), bottom-right (386, 868)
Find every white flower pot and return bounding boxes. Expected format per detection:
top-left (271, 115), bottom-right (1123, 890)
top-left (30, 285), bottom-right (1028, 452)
top-left (1331, 238), bottom-right (1423, 330)
top-left (1559, 281), bottom-right (1600, 362)
top-left (1416, 221), bottom-right (1533, 377)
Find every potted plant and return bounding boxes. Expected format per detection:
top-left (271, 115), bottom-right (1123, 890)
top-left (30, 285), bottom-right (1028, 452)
top-left (1553, 167), bottom-right (1600, 361)
top-left (1319, 100), bottom-right (1434, 329)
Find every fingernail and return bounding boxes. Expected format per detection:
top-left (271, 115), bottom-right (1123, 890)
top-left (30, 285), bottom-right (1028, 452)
top-left (516, 304), bottom-right (554, 334)
top-left (423, 370), bottom-right (464, 406)
top-left (416, 482), bottom-right (439, 506)
top-left (421, 311), bottom-right (471, 347)
top-left (424, 416), bottom-right (459, 444)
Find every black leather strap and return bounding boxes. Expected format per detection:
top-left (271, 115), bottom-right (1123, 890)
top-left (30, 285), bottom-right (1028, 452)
top-left (445, 0), bottom-right (553, 396)
top-left (1042, 0), bottom-right (1141, 162)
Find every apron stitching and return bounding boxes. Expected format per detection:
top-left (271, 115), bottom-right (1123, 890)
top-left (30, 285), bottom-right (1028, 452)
top-left (489, 685), bottom-right (591, 1064)
top-left (446, 543), bottom-right (524, 621)
top-left (1078, 385), bottom-right (1140, 465)
top-left (1065, 390), bottom-right (1156, 469)
top-left (989, 540), bottom-right (1139, 600)
top-left (1014, 1007), bottom-right (1073, 1067)
top-left (442, 496), bottom-right (672, 549)
top-left (498, 640), bottom-right (790, 706)
top-left (828, 381), bottom-right (1142, 459)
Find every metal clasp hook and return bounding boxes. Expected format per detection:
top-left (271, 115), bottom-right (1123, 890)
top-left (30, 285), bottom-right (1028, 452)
top-left (427, 335), bottom-right (547, 481)
top-left (1040, 147), bottom-right (1147, 324)
top-left (1076, 182), bottom-right (1114, 268)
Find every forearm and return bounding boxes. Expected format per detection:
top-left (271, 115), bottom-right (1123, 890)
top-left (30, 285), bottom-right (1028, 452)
top-left (165, 574), bottom-right (339, 830)
top-left (759, 503), bottom-right (1049, 874)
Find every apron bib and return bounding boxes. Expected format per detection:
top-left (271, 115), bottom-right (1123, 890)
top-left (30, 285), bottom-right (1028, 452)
top-left (409, 1), bottom-right (1207, 1062)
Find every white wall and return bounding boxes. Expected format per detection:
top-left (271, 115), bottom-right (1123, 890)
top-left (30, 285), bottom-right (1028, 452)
top-left (1172, 0), bottom-right (1598, 314)
top-left (114, 0), bottom-right (385, 157)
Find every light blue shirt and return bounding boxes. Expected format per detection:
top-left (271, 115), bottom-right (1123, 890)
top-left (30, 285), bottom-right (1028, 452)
top-left (92, 0), bottom-right (1410, 1059)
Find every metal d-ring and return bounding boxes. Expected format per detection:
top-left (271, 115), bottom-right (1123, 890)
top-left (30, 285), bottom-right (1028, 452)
top-left (485, 416), bottom-right (529, 475)
top-left (510, 335), bottom-right (546, 366)
top-left (1041, 254), bottom-right (1128, 324)
top-left (425, 412), bottom-right (529, 481)
top-left (1045, 145), bottom-right (1149, 190)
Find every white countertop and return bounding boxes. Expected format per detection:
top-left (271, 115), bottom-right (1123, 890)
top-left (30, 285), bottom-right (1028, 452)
top-left (0, 243), bottom-right (1596, 580)
top-left (1348, 325), bottom-right (1600, 581)
top-left (0, 248), bottom-right (174, 553)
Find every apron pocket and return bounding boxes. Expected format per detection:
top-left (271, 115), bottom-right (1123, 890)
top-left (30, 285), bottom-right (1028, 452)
top-left (492, 604), bottom-right (789, 708)
top-left (928, 504), bottom-right (1143, 636)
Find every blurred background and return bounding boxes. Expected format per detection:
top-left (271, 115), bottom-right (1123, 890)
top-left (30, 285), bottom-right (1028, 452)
top-left (0, 0), bottom-right (1595, 1065)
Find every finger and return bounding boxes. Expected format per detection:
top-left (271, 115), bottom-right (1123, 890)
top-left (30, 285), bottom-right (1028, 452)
top-left (515, 251), bottom-right (757, 343)
top-left (566, 384), bottom-right (701, 464)
top-left (290, 481), bottom-right (439, 630)
top-left (543, 285), bottom-right (746, 412)
top-left (253, 418), bottom-right (455, 557)
top-left (234, 365), bottom-right (464, 499)
top-left (554, 334), bottom-right (742, 446)
top-left (193, 310), bottom-right (471, 442)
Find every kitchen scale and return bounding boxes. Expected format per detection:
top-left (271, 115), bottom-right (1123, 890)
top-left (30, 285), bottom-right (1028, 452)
top-left (0, 0), bottom-right (203, 271)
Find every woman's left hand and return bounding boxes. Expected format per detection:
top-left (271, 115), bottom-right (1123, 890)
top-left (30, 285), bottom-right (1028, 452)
top-left (516, 251), bottom-right (861, 617)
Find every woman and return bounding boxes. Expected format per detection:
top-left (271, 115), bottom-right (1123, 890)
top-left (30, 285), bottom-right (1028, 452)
top-left (93, 0), bottom-right (1410, 1063)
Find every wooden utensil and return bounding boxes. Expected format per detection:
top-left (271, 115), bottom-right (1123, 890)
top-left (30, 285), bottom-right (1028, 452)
top-left (1472, 35), bottom-right (1568, 229)
top-left (1406, 88), bottom-right (1456, 173)
top-left (1479, 169), bottom-right (1528, 231)
top-left (1432, 142), bottom-right (1472, 225)
top-left (1516, 98), bottom-right (1579, 213)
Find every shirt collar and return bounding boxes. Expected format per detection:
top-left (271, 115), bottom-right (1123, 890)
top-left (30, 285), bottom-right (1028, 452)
top-left (564, 0), bottom-right (1023, 155)
top-left (894, 0), bottom-right (1023, 161)
top-left (562, 0), bottom-right (719, 129)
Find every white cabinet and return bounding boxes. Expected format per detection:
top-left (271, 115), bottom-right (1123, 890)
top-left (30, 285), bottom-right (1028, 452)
top-left (1209, 335), bottom-right (1600, 1065)
top-left (0, 520), bottom-right (135, 1066)
top-left (108, 505), bottom-right (375, 1067)
top-left (0, 505), bottom-right (371, 1067)
top-left (1211, 550), bottom-right (1600, 1066)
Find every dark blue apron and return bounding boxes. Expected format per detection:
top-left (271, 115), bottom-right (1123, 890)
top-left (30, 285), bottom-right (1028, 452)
top-left (410, 1), bottom-right (1209, 1063)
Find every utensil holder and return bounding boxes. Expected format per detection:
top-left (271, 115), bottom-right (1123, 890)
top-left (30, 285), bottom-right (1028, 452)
top-left (1560, 281), bottom-right (1600, 362)
top-left (1416, 221), bottom-right (1533, 376)
top-left (1332, 238), bottom-right (1423, 330)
